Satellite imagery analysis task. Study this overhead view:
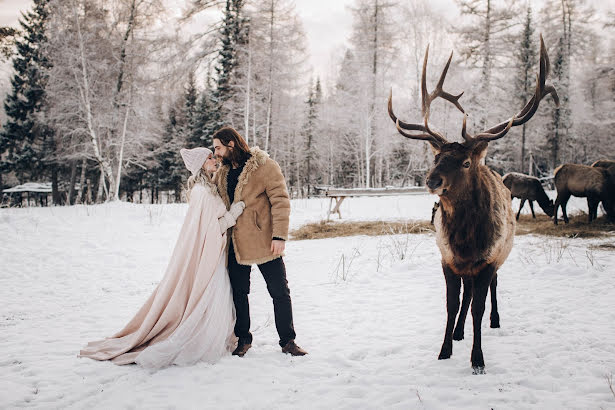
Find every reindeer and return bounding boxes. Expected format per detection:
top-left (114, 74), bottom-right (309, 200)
top-left (388, 35), bottom-right (558, 374)
top-left (553, 163), bottom-right (615, 224)
top-left (502, 172), bottom-right (554, 220)
top-left (592, 160), bottom-right (615, 218)
top-left (591, 159), bottom-right (615, 169)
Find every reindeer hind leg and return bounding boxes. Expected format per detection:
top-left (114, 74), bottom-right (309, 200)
top-left (561, 195), bottom-right (571, 224)
top-left (587, 197), bottom-right (599, 222)
top-left (490, 273), bottom-right (500, 328)
top-left (529, 200), bottom-right (536, 218)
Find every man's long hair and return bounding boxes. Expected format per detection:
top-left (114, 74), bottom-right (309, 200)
top-left (212, 127), bottom-right (251, 165)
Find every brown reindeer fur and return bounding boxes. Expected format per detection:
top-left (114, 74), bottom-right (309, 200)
top-left (503, 172), bottom-right (554, 218)
top-left (553, 163), bottom-right (615, 223)
top-left (431, 142), bottom-right (515, 277)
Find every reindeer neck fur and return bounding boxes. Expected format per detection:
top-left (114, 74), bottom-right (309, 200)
top-left (533, 179), bottom-right (553, 211)
top-left (436, 165), bottom-right (510, 276)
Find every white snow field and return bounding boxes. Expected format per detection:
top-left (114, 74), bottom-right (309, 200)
top-left (1, 194), bottom-right (615, 409)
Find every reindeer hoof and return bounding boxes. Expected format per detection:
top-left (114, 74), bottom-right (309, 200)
top-left (453, 329), bottom-right (464, 340)
top-left (472, 366), bottom-right (486, 375)
top-left (490, 314), bottom-right (500, 328)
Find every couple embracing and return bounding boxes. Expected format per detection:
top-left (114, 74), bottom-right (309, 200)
top-left (79, 127), bottom-right (306, 369)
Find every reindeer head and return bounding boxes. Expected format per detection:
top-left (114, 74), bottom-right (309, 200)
top-left (425, 141), bottom-right (488, 196)
top-left (389, 35), bottom-right (559, 198)
top-left (544, 199), bottom-right (555, 217)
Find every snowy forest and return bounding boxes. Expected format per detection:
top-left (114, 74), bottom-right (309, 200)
top-left (0, 0), bottom-right (613, 205)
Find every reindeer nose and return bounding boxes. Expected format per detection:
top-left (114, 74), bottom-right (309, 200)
top-left (427, 176), bottom-right (443, 190)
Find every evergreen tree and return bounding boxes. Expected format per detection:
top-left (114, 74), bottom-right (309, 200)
top-left (0, 0), bottom-right (51, 188)
top-left (513, 5), bottom-right (537, 173)
top-left (156, 106), bottom-right (186, 202)
top-left (455, 0), bottom-right (519, 129)
top-left (302, 78), bottom-right (321, 194)
top-left (548, 36), bottom-right (571, 170)
top-left (0, 27), bottom-right (18, 61)
top-left (214, 0), bottom-right (249, 122)
top-left (540, 0), bottom-right (593, 169)
top-left (183, 71), bottom-right (200, 147)
top-left (193, 76), bottom-right (217, 149)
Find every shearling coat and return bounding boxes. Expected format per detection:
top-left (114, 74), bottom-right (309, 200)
top-left (214, 147), bottom-right (291, 265)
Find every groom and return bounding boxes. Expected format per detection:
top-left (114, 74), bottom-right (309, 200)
top-left (212, 127), bottom-right (307, 357)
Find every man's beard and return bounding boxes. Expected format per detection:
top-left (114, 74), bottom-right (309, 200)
top-left (219, 152), bottom-right (233, 165)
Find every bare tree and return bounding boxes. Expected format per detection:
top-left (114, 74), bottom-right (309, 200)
top-left (45, 0), bottom-right (175, 202)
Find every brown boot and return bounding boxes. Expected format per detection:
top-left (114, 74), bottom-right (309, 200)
top-left (232, 342), bottom-right (252, 357)
top-left (281, 340), bottom-right (308, 356)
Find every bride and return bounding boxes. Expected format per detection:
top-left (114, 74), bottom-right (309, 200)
top-left (79, 147), bottom-right (245, 368)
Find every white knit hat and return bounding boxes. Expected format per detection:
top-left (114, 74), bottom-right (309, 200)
top-left (180, 147), bottom-right (212, 176)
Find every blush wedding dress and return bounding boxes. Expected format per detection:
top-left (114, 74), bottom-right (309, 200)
top-left (79, 183), bottom-right (237, 368)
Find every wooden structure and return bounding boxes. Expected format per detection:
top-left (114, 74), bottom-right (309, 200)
top-left (2, 182), bottom-right (52, 207)
top-left (320, 186), bottom-right (427, 220)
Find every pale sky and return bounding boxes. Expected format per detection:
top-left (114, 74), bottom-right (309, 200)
top-left (1, 0), bottom-right (614, 82)
top-left (0, 0), bottom-right (474, 80)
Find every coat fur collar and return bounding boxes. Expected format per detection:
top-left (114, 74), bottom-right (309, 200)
top-left (217, 147), bottom-right (269, 209)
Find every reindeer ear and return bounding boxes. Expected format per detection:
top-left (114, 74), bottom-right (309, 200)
top-left (472, 141), bottom-right (488, 161)
top-left (429, 141), bottom-right (441, 155)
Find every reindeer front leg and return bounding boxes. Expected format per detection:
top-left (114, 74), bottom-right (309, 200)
top-left (470, 265), bottom-right (497, 374)
top-left (516, 199), bottom-right (526, 220)
top-left (439, 265), bottom-right (461, 360)
top-left (453, 278), bottom-right (472, 340)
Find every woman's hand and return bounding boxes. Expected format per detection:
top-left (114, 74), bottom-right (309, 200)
top-left (271, 240), bottom-right (285, 255)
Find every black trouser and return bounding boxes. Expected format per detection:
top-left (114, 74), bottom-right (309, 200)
top-left (228, 242), bottom-right (296, 347)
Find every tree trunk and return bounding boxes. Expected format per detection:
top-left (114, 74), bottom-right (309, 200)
top-left (552, 118), bottom-right (560, 171)
top-left (85, 178), bottom-right (92, 204)
top-left (252, 92), bottom-right (257, 146)
top-left (520, 123), bottom-right (527, 172)
top-left (74, 3), bottom-right (117, 201)
top-left (244, 38), bottom-right (251, 143)
top-left (264, 0), bottom-right (275, 152)
top-left (51, 166), bottom-right (61, 205)
top-left (365, 0), bottom-right (379, 188)
top-left (96, 165), bottom-right (107, 203)
top-left (76, 157), bottom-right (87, 204)
top-left (68, 160), bottom-right (78, 205)
top-left (479, 0), bottom-right (492, 129)
top-left (114, 87), bottom-right (132, 200)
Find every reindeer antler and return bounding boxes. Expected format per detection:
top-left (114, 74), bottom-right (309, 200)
top-left (462, 34), bottom-right (560, 142)
top-left (388, 45), bottom-right (465, 147)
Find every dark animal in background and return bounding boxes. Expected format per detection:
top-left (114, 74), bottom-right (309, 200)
top-left (591, 160), bottom-right (615, 216)
top-left (502, 172), bottom-right (554, 220)
top-left (388, 35), bottom-right (558, 374)
top-left (553, 163), bottom-right (615, 224)
top-left (591, 159), bottom-right (615, 170)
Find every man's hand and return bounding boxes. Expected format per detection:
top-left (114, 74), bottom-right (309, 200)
top-left (271, 240), bottom-right (285, 255)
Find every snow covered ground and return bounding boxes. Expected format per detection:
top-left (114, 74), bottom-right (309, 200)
top-left (1, 194), bottom-right (614, 409)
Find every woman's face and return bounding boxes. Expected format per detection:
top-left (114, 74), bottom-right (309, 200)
top-left (202, 153), bottom-right (217, 173)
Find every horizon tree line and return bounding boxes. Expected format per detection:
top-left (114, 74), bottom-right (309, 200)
top-left (0, 0), bottom-right (613, 205)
